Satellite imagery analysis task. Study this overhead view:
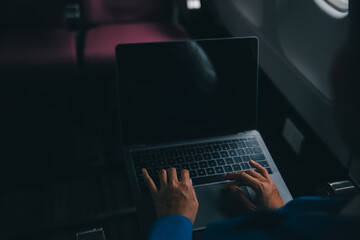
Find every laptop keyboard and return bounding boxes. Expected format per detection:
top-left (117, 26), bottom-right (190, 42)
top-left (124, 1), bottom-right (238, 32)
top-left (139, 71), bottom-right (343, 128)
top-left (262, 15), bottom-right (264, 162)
top-left (131, 137), bottom-right (273, 193)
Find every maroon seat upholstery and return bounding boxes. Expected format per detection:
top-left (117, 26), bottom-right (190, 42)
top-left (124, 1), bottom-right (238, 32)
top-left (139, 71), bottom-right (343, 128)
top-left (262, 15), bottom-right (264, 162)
top-left (0, 29), bottom-right (76, 73)
top-left (83, 0), bottom-right (189, 68)
top-left (0, 0), bottom-right (77, 73)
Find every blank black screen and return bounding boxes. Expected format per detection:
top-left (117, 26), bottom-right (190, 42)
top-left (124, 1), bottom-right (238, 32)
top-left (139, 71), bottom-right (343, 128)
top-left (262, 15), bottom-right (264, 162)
top-left (116, 37), bottom-right (258, 145)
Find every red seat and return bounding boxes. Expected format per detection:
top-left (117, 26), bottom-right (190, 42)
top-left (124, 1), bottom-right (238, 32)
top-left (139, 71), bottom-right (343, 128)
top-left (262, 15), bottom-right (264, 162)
top-left (84, 23), bottom-right (188, 66)
top-left (82, 0), bottom-right (189, 68)
top-left (0, 29), bottom-right (76, 73)
top-left (0, 0), bottom-right (77, 73)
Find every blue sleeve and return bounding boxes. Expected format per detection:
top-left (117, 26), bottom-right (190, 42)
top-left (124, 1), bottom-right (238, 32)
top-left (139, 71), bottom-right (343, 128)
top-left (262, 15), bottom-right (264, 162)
top-left (147, 215), bottom-right (193, 240)
top-left (279, 196), bottom-right (347, 214)
top-left (203, 197), bottom-right (352, 240)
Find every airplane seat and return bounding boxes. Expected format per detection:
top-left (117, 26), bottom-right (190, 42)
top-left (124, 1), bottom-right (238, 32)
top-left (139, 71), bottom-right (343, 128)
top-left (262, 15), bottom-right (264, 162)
top-left (0, 0), bottom-right (77, 75)
top-left (82, 0), bottom-right (189, 69)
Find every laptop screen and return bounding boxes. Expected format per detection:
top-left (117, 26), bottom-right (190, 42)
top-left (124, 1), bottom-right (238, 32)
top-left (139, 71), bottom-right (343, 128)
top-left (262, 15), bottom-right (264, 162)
top-left (116, 37), bottom-right (258, 145)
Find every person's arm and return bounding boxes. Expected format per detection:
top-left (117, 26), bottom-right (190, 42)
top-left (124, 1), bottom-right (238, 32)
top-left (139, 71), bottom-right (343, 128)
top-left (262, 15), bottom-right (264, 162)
top-left (148, 215), bottom-right (193, 240)
top-left (142, 168), bottom-right (199, 240)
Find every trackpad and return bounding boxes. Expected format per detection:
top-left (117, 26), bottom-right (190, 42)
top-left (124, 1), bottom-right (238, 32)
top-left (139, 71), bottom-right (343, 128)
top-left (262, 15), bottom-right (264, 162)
top-left (193, 183), bottom-right (252, 230)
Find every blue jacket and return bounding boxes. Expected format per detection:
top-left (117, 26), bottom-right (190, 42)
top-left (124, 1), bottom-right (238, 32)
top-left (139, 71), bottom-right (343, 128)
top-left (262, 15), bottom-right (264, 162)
top-left (148, 197), bottom-right (359, 240)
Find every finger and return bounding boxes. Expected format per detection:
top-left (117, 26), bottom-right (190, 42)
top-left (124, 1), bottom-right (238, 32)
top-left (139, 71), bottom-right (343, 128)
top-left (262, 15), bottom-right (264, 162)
top-left (167, 168), bottom-right (178, 185)
top-left (142, 168), bottom-right (158, 195)
top-left (233, 172), bottom-right (261, 192)
top-left (227, 185), bottom-right (256, 210)
top-left (180, 169), bottom-right (190, 183)
top-left (244, 169), bottom-right (264, 179)
top-left (249, 160), bottom-right (270, 178)
top-left (158, 169), bottom-right (167, 188)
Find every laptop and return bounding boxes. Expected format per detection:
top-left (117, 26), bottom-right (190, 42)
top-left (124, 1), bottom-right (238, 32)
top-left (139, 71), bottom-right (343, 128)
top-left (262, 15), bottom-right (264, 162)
top-left (115, 37), bottom-right (293, 234)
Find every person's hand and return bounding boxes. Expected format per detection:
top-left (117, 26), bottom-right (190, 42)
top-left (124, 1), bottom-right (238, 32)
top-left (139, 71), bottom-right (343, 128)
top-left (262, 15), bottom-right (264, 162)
top-left (142, 168), bottom-right (199, 224)
top-left (223, 160), bottom-right (284, 211)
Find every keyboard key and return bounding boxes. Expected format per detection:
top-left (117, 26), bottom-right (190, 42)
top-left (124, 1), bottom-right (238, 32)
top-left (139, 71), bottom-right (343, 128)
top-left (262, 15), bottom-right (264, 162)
top-left (225, 158), bottom-right (234, 164)
top-left (246, 141), bottom-right (259, 147)
top-left (221, 144), bottom-right (230, 150)
top-left (211, 152), bottom-right (220, 159)
top-left (241, 163), bottom-right (250, 170)
top-left (213, 145), bottom-right (221, 151)
top-left (196, 148), bottom-right (205, 154)
top-left (206, 168), bottom-right (216, 175)
top-left (229, 143), bottom-right (238, 149)
top-left (224, 165), bottom-right (233, 172)
top-left (199, 161), bottom-right (208, 168)
top-left (176, 157), bottom-right (185, 164)
top-left (232, 164), bottom-right (241, 171)
top-left (250, 154), bottom-right (265, 161)
top-left (208, 160), bottom-right (217, 167)
top-left (186, 156), bottom-right (194, 162)
top-left (258, 161), bottom-right (269, 168)
top-left (215, 166), bottom-right (224, 174)
top-left (220, 151), bottom-right (229, 158)
top-left (233, 157), bottom-right (242, 163)
top-left (245, 148), bottom-right (254, 154)
top-left (266, 168), bottom-right (273, 174)
top-left (167, 158), bottom-right (176, 165)
top-left (205, 146), bottom-right (213, 152)
top-left (194, 155), bottom-right (203, 161)
top-left (229, 150), bottom-right (237, 157)
top-left (190, 163), bottom-right (199, 169)
top-left (188, 149), bottom-right (196, 155)
top-left (241, 156), bottom-right (250, 162)
top-left (202, 153), bottom-right (211, 160)
top-left (169, 151), bottom-right (178, 157)
top-left (181, 164), bottom-right (190, 170)
top-left (178, 150), bottom-right (186, 156)
top-left (153, 168), bottom-right (161, 176)
top-left (192, 174), bottom-right (225, 185)
top-left (149, 161), bottom-right (157, 168)
top-left (190, 170), bottom-right (197, 178)
top-left (147, 169), bottom-right (155, 176)
top-left (238, 142), bottom-right (246, 148)
top-left (216, 159), bottom-right (225, 165)
top-left (159, 159), bottom-right (166, 166)
top-left (252, 147), bottom-right (262, 154)
top-left (237, 149), bottom-right (245, 156)
top-left (197, 169), bottom-right (206, 176)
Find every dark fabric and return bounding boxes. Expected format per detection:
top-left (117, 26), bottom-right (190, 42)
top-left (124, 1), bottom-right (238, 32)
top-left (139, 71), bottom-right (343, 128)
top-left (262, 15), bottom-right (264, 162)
top-left (148, 197), bottom-right (359, 240)
top-left (0, 28), bottom-right (77, 72)
top-left (83, 0), bottom-right (172, 26)
top-left (148, 215), bottom-right (193, 240)
top-left (83, 23), bottom-right (189, 67)
top-left (0, 0), bottom-right (67, 28)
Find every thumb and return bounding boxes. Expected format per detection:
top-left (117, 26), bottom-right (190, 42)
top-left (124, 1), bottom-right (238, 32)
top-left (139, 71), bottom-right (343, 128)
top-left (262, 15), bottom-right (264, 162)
top-left (228, 185), bottom-right (256, 211)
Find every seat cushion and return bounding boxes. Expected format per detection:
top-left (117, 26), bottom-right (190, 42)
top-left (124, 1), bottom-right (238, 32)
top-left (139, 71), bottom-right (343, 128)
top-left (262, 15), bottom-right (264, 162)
top-left (0, 28), bottom-right (77, 72)
top-left (83, 22), bottom-right (189, 67)
top-left (83, 0), bottom-right (171, 26)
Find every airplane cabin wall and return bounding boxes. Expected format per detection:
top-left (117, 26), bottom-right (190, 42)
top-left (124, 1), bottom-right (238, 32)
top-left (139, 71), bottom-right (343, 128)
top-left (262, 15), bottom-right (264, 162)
top-left (207, 0), bottom-right (351, 168)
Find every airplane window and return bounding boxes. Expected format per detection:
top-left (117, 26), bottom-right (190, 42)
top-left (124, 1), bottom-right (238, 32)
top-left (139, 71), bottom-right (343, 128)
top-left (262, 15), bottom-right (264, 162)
top-left (187, 0), bottom-right (201, 9)
top-left (325, 0), bottom-right (348, 12)
top-left (314, 0), bottom-right (348, 18)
